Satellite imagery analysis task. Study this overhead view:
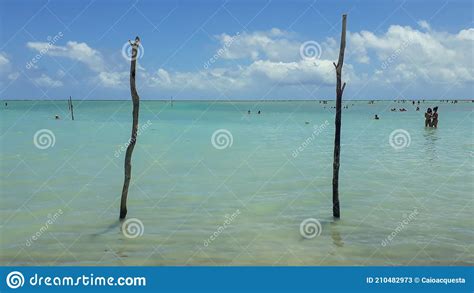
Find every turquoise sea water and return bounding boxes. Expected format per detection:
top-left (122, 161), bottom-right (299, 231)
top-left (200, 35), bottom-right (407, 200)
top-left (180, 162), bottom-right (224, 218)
top-left (1, 100), bottom-right (473, 265)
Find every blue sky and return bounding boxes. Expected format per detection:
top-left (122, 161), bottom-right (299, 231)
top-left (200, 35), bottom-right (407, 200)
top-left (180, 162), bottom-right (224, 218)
top-left (0, 0), bottom-right (473, 100)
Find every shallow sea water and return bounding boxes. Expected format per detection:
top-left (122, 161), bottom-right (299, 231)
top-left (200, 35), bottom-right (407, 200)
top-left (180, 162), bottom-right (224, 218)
top-left (1, 100), bottom-right (473, 265)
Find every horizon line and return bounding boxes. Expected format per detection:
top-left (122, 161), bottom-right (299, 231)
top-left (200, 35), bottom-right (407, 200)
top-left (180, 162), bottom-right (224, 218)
top-left (2, 99), bottom-right (473, 102)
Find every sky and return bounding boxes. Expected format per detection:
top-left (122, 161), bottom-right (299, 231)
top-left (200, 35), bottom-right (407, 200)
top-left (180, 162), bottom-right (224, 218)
top-left (0, 0), bottom-right (473, 100)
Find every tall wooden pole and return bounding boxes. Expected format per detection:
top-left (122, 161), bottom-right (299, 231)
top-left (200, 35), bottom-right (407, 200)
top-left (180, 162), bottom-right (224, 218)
top-left (69, 96), bottom-right (74, 121)
top-left (332, 14), bottom-right (347, 218)
top-left (120, 36), bottom-right (141, 219)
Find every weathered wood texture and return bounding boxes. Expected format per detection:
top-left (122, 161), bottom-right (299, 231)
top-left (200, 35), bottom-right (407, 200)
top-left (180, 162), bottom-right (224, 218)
top-left (332, 15), bottom-right (347, 218)
top-left (120, 37), bottom-right (141, 219)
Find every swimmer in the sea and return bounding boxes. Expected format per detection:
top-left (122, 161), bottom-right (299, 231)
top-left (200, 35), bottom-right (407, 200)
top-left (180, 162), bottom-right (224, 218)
top-left (431, 106), bottom-right (439, 128)
top-left (424, 108), bottom-right (432, 127)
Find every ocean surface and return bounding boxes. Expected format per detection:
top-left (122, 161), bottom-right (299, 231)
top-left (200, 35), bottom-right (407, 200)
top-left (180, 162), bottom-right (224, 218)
top-left (1, 100), bottom-right (473, 266)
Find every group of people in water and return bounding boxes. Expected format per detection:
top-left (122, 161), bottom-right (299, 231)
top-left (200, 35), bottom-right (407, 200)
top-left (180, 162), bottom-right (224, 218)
top-left (3, 100), bottom-right (443, 128)
top-left (424, 106), bottom-right (439, 128)
top-left (374, 105), bottom-right (439, 128)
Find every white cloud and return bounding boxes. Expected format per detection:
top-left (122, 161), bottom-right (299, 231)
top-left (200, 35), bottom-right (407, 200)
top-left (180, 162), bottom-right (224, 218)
top-left (20, 23), bottom-right (471, 96)
top-left (457, 28), bottom-right (474, 41)
top-left (146, 23), bottom-right (472, 93)
top-left (417, 20), bottom-right (431, 31)
top-left (26, 40), bottom-right (129, 89)
top-left (245, 59), bottom-right (337, 86)
top-left (348, 23), bottom-right (474, 84)
top-left (27, 41), bottom-right (106, 72)
top-left (216, 28), bottom-right (301, 62)
top-left (33, 74), bottom-right (63, 88)
top-left (99, 71), bottom-right (128, 88)
top-left (143, 58), bottom-right (355, 93)
top-left (144, 68), bottom-right (242, 91)
top-left (0, 52), bottom-right (10, 68)
top-left (0, 52), bottom-right (20, 84)
top-left (141, 29), bottom-right (350, 92)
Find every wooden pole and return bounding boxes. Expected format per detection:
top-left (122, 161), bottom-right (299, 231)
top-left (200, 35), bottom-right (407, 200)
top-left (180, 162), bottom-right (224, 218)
top-left (332, 14), bottom-right (347, 218)
top-left (69, 96), bottom-right (74, 121)
top-left (120, 36), bottom-right (141, 219)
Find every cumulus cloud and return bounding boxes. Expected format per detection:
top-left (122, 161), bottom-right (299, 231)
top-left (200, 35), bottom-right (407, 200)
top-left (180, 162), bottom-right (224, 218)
top-left (417, 20), bottom-right (431, 31)
top-left (142, 58), bottom-right (356, 94)
top-left (457, 28), bottom-right (474, 41)
top-left (0, 52), bottom-right (10, 68)
top-left (27, 41), bottom-right (106, 72)
top-left (216, 28), bottom-right (301, 62)
top-left (348, 22), bottom-right (474, 84)
top-left (33, 74), bottom-right (63, 88)
top-left (0, 52), bottom-right (20, 84)
top-left (99, 71), bottom-right (128, 88)
top-left (141, 29), bottom-right (349, 92)
top-left (20, 23), bottom-right (471, 96)
top-left (26, 40), bottom-right (126, 88)
top-left (246, 59), bottom-right (337, 86)
top-left (145, 23), bottom-right (472, 93)
top-left (143, 68), bottom-right (244, 91)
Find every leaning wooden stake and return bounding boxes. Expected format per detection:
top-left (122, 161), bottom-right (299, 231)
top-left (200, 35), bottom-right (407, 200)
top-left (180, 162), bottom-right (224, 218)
top-left (69, 96), bottom-right (75, 120)
top-left (120, 36), bottom-right (141, 219)
top-left (332, 14), bottom-right (347, 218)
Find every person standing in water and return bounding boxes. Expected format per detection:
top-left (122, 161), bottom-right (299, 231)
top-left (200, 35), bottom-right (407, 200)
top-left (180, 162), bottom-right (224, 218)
top-left (431, 106), bottom-right (439, 128)
top-left (425, 108), bottom-right (432, 127)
